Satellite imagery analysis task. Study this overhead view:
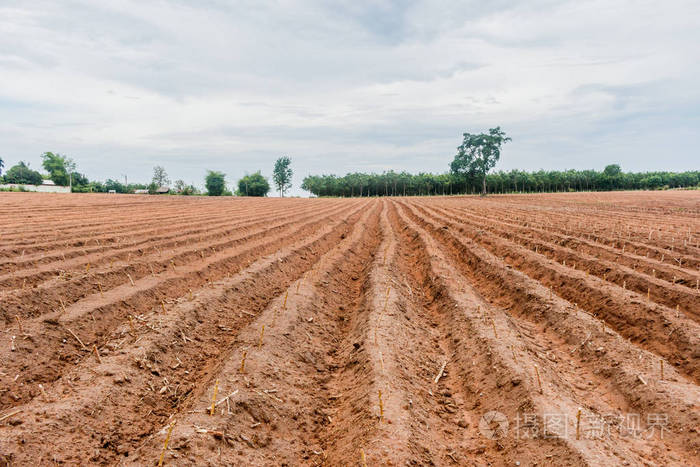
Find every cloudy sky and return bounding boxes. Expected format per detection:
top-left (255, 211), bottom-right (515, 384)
top-left (1, 0), bottom-right (698, 194)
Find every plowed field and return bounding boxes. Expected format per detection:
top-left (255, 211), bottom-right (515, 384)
top-left (1, 191), bottom-right (698, 466)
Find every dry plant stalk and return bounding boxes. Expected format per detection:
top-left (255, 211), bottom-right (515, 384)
top-left (210, 379), bottom-right (219, 416)
top-left (576, 408), bottom-right (582, 440)
top-left (127, 273), bottom-right (135, 287)
top-left (66, 327), bottom-right (87, 349)
top-left (15, 316), bottom-right (23, 334)
top-left (259, 325), bottom-right (265, 348)
top-left (93, 344), bottom-right (102, 364)
top-left (378, 390), bottom-right (384, 421)
top-left (170, 260), bottom-right (176, 272)
top-left (59, 298), bottom-right (67, 313)
top-left (283, 291), bottom-right (289, 310)
top-left (161, 300), bottom-right (166, 313)
top-left (158, 421), bottom-right (176, 467)
top-left (86, 263), bottom-right (90, 273)
top-left (660, 359), bottom-right (664, 380)
top-left (188, 288), bottom-right (193, 300)
top-left (534, 364), bottom-right (543, 394)
top-left (360, 449), bottom-right (367, 467)
top-left (239, 351), bottom-right (247, 373)
top-left (98, 282), bottom-right (104, 298)
top-left (434, 360), bottom-right (447, 384)
top-left (490, 318), bottom-right (498, 338)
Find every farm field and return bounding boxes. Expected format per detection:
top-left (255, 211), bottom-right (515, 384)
top-left (0, 191), bottom-right (698, 466)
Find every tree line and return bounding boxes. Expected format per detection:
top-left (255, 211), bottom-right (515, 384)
top-left (0, 154), bottom-right (294, 197)
top-left (301, 166), bottom-right (700, 197)
top-left (302, 127), bottom-right (697, 196)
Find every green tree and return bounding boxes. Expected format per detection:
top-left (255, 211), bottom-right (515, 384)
top-left (68, 172), bottom-right (92, 192)
top-left (4, 161), bottom-right (43, 185)
top-left (151, 166), bottom-right (170, 188)
top-left (603, 164), bottom-right (621, 177)
top-left (450, 127), bottom-right (511, 195)
top-left (272, 156), bottom-right (293, 197)
top-left (237, 171), bottom-right (270, 196)
top-left (41, 152), bottom-right (75, 186)
top-left (205, 170), bottom-right (226, 196)
top-left (105, 179), bottom-right (126, 193)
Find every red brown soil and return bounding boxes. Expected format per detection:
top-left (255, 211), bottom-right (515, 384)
top-left (0, 191), bottom-right (698, 466)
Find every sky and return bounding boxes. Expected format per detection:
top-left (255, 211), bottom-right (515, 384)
top-left (1, 0), bottom-right (698, 195)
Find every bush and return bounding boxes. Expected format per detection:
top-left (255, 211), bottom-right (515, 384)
top-left (3, 162), bottom-right (43, 185)
top-left (205, 170), bottom-right (226, 196)
top-left (236, 171), bottom-right (270, 196)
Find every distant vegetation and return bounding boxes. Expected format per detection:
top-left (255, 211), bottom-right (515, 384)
top-left (301, 129), bottom-right (698, 196)
top-left (205, 170), bottom-right (227, 196)
top-left (236, 171), bottom-right (271, 197)
top-left (451, 127), bottom-right (510, 195)
top-left (42, 152), bottom-right (77, 187)
top-left (0, 154), bottom-right (280, 196)
top-left (3, 161), bottom-right (43, 185)
top-left (2, 142), bottom-right (697, 197)
top-left (301, 167), bottom-right (700, 197)
top-left (272, 156), bottom-right (293, 197)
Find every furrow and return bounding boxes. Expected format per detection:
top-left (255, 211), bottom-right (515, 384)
top-left (412, 202), bottom-right (700, 382)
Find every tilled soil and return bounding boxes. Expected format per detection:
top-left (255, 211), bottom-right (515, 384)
top-left (0, 191), bottom-right (698, 466)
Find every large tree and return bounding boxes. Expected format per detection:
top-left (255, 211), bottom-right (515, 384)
top-left (237, 171), bottom-right (270, 196)
top-left (4, 161), bottom-right (43, 185)
top-left (205, 170), bottom-right (226, 196)
top-left (41, 152), bottom-right (75, 187)
top-left (450, 127), bottom-right (510, 195)
top-left (151, 165), bottom-right (170, 188)
top-left (272, 156), bottom-right (293, 197)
